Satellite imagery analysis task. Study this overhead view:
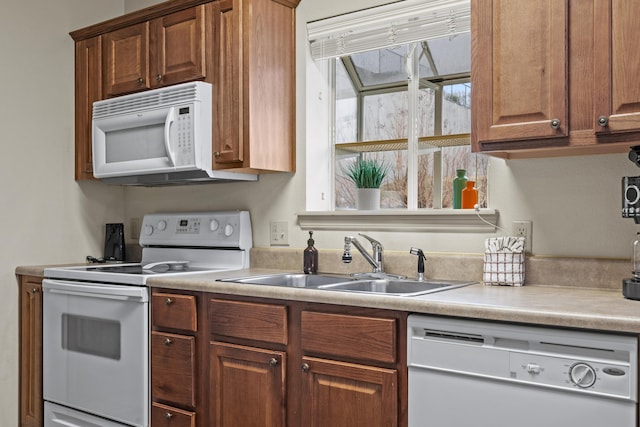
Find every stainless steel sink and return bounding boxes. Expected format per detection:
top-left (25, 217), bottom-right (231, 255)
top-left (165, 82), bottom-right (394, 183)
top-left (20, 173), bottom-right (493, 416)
top-left (219, 273), bottom-right (355, 288)
top-left (221, 273), bottom-right (475, 296)
top-left (318, 279), bottom-right (474, 296)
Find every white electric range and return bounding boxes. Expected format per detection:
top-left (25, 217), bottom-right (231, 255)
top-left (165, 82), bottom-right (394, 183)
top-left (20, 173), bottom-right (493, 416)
top-left (42, 211), bottom-right (252, 427)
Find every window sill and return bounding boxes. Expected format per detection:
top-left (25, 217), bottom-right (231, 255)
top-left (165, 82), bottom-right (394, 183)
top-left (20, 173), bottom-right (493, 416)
top-left (297, 209), bottom-right (498, 233)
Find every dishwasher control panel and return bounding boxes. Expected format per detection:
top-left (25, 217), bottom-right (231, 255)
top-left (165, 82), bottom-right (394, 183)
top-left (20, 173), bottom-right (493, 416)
top-left (408, 314), bottom-right (638, 400)
top-left (509, 352), bottom-right (630, 396)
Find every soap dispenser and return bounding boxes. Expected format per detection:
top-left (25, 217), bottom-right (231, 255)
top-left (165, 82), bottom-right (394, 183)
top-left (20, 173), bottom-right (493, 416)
top-left (303, 231), bottom-right (318, 274)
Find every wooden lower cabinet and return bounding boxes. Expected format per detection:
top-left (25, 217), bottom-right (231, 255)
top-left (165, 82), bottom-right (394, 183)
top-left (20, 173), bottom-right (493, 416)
top-left (151, 289), bottom-right (205, 427)
top-left (18, 276), bottom-right (43, 427)
top-left (206, 295), bottom-right (407, 427)
top-left (300, 356), bottom-right (398, 427)
top-left (210, 342), bottom-right (286, 427)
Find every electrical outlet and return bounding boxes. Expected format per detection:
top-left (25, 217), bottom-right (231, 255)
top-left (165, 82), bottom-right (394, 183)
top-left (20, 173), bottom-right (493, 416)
top-left (513, 220), bottom-right (533, 253)
top-left (130, 217), bottom-right (140, 240)
top-left (270, 221), bottom-right (289, 246)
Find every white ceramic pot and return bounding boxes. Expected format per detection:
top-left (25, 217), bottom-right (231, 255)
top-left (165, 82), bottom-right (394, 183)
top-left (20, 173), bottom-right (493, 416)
top-left (356, 188), bottom-right (380, 210)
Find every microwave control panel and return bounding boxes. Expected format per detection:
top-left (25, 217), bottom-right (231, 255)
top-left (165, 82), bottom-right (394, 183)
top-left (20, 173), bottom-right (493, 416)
top-left (174, 105), bottom-right (194, 166)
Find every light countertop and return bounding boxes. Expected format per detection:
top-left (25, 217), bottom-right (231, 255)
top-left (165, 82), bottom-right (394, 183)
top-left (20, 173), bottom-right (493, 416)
top-left (144, 268), bottom-right (640, 334)
top-left (17, 264), bottom-right (640, 334)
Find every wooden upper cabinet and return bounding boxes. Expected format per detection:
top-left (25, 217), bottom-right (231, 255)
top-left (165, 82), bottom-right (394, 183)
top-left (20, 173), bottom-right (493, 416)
top-left (103, 22), bottom-right (150, 97)
top-left (74, 36), bottom-right (101, 180)
top-left (215, 0), bottom-right (244, 166)
top-left (214, 0), bottom-right (296, 172)
top-left (103, 5), bottom-right (211, 98)
top-left (473, 0), bottom-right (640, 157)
top-left (150, 5), bottom-right (209, 87)
top-left (472, 0), bottom-right (568, 150)
top-left (593, 0), bottom-right (640, 134)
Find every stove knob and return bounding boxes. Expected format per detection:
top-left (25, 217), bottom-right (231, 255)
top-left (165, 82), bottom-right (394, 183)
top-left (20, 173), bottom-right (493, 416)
top-left (210, 219), bottom-right (220, 232)
top-left (144, 224), bottom-right (154, 236)
top-left (224, 223), bottom-right (234, 237)
top-left (157, 220), bottom-right (167, 231)
top-left (570, 363), bottom-right (597, 388)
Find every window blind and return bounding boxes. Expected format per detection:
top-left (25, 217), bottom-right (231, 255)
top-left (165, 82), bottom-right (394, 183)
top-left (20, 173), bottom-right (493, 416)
top-left (307, 0), bottom-right (470, 60)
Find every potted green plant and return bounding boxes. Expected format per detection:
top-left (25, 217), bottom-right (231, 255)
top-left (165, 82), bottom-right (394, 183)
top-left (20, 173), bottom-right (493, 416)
top-left (344, 158), bottom-right (389, 210)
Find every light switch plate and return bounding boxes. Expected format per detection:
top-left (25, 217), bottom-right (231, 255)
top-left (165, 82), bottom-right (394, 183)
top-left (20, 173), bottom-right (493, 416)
top-left (270, 221), bottom-right (289, 246)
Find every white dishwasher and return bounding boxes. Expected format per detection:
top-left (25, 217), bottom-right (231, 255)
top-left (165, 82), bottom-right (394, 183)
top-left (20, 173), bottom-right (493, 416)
top-left (408, 314), bottom-right (637, 427)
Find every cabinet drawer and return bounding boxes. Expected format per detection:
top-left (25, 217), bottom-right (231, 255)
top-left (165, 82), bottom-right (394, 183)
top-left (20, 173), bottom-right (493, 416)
top-left (209, 299), bottom-right (288, 344)
top-left (152, 292), bottom-right (197, 332)
top-left (152, 402), bottom-right (195, 427)
top-left (151, 332), bottom-right (196, 407)
top-left (301, 311), bottom-right (397, 364)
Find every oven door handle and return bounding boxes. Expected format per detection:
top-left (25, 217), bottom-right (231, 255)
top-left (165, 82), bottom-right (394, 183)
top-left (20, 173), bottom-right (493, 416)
top-left (43, 279), bottom-right (148, 302)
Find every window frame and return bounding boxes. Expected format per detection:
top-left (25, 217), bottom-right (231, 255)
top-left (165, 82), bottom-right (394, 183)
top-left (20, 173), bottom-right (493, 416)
top-left (300, 0), bottom-right (497, 232)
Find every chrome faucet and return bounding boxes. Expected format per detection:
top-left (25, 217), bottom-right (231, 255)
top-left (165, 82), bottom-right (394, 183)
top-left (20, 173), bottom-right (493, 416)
top-left (342, 233), bottom-right (384, 273)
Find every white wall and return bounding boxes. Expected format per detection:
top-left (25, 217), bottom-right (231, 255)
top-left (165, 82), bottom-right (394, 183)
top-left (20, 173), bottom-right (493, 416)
top-left (2, 0), bottom-right (126, 422)
top-left (123, 0), bottom-right (640, 260)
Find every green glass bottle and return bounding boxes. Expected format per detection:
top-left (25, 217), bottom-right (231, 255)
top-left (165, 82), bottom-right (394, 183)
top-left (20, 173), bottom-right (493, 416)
top-left (453, 169), bottom-right (468, 209)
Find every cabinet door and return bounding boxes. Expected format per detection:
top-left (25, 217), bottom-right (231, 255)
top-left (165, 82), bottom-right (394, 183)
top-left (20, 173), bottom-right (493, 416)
top-left (210, 342), bottom-right (285, 427)
top-left (594, 0), bottom-right (640, 134)
top-left (74, 36), bottom-right (101, 180)
top-left (150, 5), bottom-right (208, 88)
top-left (19, 277), bottom-right (43, 427)
top-left (103, 22), bottom-right (150, 97)
top-left (300, 356), bottom-right (397, 427)
top-left (214, 0), bottom-right (244, 166)
top-left (472, 0), bottom-right (568, 149)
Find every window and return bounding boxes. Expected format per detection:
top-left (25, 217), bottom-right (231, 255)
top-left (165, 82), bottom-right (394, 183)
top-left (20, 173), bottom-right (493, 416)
top-left (306, 0), bottom-right (489, 214)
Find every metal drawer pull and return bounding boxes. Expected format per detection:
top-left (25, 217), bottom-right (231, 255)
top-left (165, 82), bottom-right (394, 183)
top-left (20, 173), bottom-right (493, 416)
top-left (269, 358), bottom-right (278, 367)
top-left (301, 363), bottom-right (310, 373)
top-left (164, 338), bottom-right (172, 346)
top-left (31, 287), bottom-right (40, 295)
top-left (550, 119), bottom-right (561, 129)
top-left (164, 412), bottom-right (173, 420)
top-left (165, 297), bottom-right (173, 306)
top-left (137, 77), bottom-right (144, 86)
top-left (598, 116), bottom-right (609, 127)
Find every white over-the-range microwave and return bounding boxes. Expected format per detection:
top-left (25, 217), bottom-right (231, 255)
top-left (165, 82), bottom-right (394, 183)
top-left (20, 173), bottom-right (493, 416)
top-left (91, 81), bottom-right (257, 185)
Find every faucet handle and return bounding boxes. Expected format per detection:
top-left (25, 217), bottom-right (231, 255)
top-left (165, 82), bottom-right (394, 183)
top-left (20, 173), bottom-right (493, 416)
top-left (358, 233), bottom-right (382, 249)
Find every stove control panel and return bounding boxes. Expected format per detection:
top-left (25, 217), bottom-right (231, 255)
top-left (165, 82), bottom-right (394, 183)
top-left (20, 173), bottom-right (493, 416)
top-left (139, 211), bottom-right (252, 249)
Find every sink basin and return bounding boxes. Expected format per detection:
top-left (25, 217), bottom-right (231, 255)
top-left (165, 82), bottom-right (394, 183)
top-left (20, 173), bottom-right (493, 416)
top-left (220, 273), bottom-right (355, 288)
top-left (319, 279), bottom-right (475, 296)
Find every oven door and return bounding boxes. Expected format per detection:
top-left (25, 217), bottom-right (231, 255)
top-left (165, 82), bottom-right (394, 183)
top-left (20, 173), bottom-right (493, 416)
top-left (42, 279), bottom-right (149, 427)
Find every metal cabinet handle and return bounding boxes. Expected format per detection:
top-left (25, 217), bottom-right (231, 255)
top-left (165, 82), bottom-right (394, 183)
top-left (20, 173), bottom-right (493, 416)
top-left (301, 363), bottom-right (310, 373)
top-left (550, 119), bottom-right (561, 129)
top-left (165, 297), bottom-right (173, 306)
top-left (269, 358), bottom-right (278, 367)
top-left (156, 74), bottom-right (162, 82)
top-left (214, 151), bottom-right (221, 159)
top-left (164, 338), bottom-right (172, 346)
top-left (30, 287), bottom-right (40, 295)
top-left (137, 77), bottom-right (144, 86)
top-left (164, 412), bottom-right (173, 420)
top-left (598, 115), bottom-right (609, 127)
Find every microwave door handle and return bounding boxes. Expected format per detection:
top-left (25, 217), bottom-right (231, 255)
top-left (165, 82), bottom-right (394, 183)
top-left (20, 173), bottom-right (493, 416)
top-left (164, 106), bottom-right (176, 167)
